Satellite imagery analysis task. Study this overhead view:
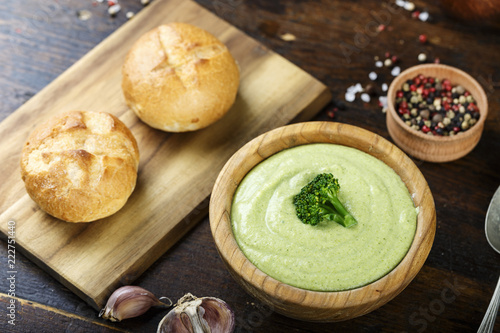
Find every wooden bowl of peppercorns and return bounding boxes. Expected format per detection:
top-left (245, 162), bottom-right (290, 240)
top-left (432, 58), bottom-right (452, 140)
top-left (386, 64), bottom-right (488, 163)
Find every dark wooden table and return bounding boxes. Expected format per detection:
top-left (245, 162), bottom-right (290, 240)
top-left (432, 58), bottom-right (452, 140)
top-left (1, 0), bottom-right (499, 332)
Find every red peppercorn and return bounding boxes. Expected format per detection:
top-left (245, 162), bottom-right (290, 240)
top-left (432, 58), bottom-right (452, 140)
top-left (418, 74), bottom-right (425, 81)
top-left (327, 110), bottom-right (335, 118)
top-left (384, 51), bottom-right (391, 59)
top-left (421, 125), bottom-right (431, 133)
top-left (429, 77), bottom-right (435, 84)
top-left (464, 91), bottom-right (470, 97)
top-left (453, 127), bottom-right (461, 133)
top-left (434, 57), bottom-right (440, 64)
top-left (410, 84), bottom-right (417, 92)
top-left (391, 55), bottom-right (398, 63)
top-left (419, 34), bottom-right (427, 44)
top-left (412, 10), bottom-right (420, 19)
top-left (108, 0), bottom-right (116, 6)
top-left (400, 100), bottom-right (408, 109)
top-left (396, 90), bottom-right (404, 98)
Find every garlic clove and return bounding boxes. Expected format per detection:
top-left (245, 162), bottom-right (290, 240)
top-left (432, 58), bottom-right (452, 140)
top-left (157, 293), bottom-right (235, 333)
top-left (99, 285), bottom-right (172, 322)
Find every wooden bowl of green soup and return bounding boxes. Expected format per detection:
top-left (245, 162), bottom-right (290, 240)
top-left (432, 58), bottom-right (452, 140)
top-left (209, 121), bottom-right (436, 322)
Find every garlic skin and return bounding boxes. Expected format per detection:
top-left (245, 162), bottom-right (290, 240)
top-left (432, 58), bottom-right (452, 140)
top-left (157, 293), bottom-right (235, 333)
top-left (99, 286), bottom-right (172, 322)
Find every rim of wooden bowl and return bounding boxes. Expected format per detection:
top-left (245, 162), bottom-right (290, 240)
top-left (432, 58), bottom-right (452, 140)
top-left (209, 121), bottom-right (436, 322)
top-left (386, 64), bottom-right (488, 162)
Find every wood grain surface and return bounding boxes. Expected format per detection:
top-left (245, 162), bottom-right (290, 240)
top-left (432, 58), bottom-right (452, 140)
top-left (0, 0), bottom-right (330, 311)
top-left (210, 121), bottom-right (436, 322)
top-left (1, 0), bottom-right (500, 332)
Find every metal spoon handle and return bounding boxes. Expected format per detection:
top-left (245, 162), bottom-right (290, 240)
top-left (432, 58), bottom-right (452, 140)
top-left (478, 275), bottom-right (500, 333)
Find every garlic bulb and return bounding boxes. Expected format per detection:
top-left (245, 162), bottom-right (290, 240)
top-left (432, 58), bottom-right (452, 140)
top-left (99, 286), bottom-right (172, 322)
top-left (157, 293), bottom-right (235, 333)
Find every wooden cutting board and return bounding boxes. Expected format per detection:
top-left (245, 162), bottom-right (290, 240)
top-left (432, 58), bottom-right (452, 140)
top-left (0, 0), bottom-right (331, 310)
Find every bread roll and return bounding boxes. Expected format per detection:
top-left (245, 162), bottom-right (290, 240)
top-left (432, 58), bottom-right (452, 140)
top-left (20, 111), bottom-right (140, 223)
top-left (122, 22), bottom-right (240, 132)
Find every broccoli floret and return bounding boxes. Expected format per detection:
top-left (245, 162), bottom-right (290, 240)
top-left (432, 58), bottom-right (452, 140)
top-left (293, 173), bottom-right (358, 228)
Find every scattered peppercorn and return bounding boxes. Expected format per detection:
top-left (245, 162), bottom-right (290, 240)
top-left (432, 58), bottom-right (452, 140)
top-left (394, 74), bottom-right (480, 136)
top-left (418, 34), bottom-right (427, 44)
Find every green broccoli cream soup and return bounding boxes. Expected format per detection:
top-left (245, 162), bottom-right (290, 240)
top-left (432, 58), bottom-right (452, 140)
top-left (230, 143), bottom-right (417, 291)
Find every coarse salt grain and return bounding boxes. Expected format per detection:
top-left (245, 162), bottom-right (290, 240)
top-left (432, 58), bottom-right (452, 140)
top-left (369, 72), bottom-right (378, 81)
top-left (280, 33), bottom-right (296, 41)
top-left (361, 93), bottom-right (371, 103)
top-left (382, 83), bottom-right (388, 92)
top-left (375, 60), bottom-right (383, 68)
top-left (404, 1), bottom-right (415, 11)
top-left (345, 92), bottom-right (356, 102)
top-left (379, 96), bottom-right (388, 108)
top-left (395, 0), bottom-right (406, 7)
top-left (347, 83), bottom-right (364, 94)
top-left (419, 11), bottom-right (429, 22)
top-left (108, 4), bottom-right (121, 16)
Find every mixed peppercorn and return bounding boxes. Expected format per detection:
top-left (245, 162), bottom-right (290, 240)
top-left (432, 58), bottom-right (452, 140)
top-left (394, 74), bottom-right (480, 136)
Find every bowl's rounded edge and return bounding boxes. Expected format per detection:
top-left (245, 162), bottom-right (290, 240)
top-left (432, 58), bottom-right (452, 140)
top-left (386, 63), bottom-right (488, 163)
top-left (209, 121), bottom-right (436, 322)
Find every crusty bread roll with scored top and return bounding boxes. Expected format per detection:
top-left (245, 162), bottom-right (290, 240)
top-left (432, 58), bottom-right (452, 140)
top-left (122, 22), bottom-right (240, 132)
top-left (20, 111), bottom-right (139, 223)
